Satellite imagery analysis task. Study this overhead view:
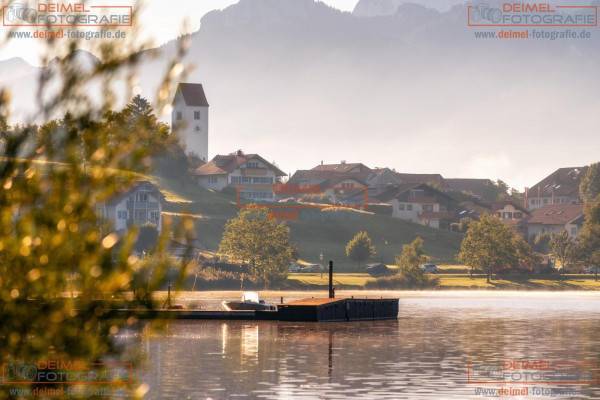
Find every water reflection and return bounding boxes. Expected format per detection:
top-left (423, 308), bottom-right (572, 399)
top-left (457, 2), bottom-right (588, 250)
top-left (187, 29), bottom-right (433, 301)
top-left (137, 293), bottom-right (600, 399)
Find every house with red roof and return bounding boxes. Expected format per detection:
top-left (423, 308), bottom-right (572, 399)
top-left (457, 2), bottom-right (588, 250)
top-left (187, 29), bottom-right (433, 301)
top-left (526, 204), bottom-right (585, 240)
top-left (193, 150), bottom-right (286, 201)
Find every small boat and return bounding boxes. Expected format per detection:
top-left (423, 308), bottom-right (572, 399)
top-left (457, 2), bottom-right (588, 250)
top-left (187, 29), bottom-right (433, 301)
top-left (222, 291), bottom-right (277, 312)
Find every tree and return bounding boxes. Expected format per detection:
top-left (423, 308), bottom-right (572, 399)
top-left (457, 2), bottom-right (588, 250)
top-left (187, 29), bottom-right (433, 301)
top-left (218, 206), bottom-right (294, 287)
top-left (395, 237), bottom-right (428, 281)
top-left (345, 231), bottom-right (376, 268)
top-left (549, 231), bottom-right (578, 274)
top-left (125, 94), bottom-right (153, 120)
top-left (0, 16), bottom-right (192, 396)
top-left (578, 196), bottom-right (600, 280)
top-left (458, 214), bottom-right (523, 282)
top-left (396, 237), bottom-right (427, 271)
top-left (135, 223), bottom-right (160, 254)
top-left (580, 162), bottom-right (600, 203)
top-left (532, 232), bottom-right (552, 254)
top-left (495, 179), bottom-right (510, 200)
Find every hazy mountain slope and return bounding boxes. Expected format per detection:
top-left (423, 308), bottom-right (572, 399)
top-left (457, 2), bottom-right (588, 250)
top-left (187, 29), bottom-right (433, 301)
top-left (2, 0), bottom-right (599, 187)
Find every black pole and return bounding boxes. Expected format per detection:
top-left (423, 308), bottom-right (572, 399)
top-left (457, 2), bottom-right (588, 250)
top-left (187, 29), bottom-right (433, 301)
top-left (328, 260), bottom-right (334, 298)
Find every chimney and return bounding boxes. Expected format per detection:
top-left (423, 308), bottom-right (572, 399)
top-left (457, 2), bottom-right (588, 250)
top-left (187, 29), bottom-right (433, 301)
top-left (321, 160), bottom-right (323, 165)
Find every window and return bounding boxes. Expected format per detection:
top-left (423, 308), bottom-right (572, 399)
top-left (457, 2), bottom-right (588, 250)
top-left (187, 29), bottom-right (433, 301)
top-left (398, 203), bottom-right (405, 211)
top-left (543, 198), bottom-right (549, 204)
top-left (342, 182), bottom-right (354, 189)
top-left (246, 162), bottom-right (259, 168)
top-left (514, 212), bottom-right (523, 219)
top-left (194, 111), bottom-right (201, 120)
top-left (571, 227), bottom-right (577, 236)
top-left (136, 192), bottom-right (148, 202)
top-left (195, 125), bottom-right (201, 132)
top-left (423, 204), bottom-right (434, 212)
top-left (176, 111), bottom-right (182, 121)
top-left (406, 204), bottom-right (413, 211)
top-left (150, 211), bottom-right (160, 223)
top-left (117, 210), bottom-right (128, 220)
top-left (208, 176), bottom-right (218, 184)
top-left (503, 212), bottom-right (512, 219)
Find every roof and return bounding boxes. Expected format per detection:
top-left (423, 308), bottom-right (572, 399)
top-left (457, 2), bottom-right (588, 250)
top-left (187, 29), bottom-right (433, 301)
top-left (527, 204), bottom-right (584, 226)
top-left (528, 167), bottom-right (588, 198)
top-left (108, 180), bottom-right (164, 206)
top-left (312, 162), bottom-right (372, 174)
top-left (366, 168), bottom-right (404, 187)
top-left (394, 173), bottom-right (446, 188)
top-left (193, 151), bottom-right (286, 177)
top-left (491, 200), bottom-right (529, 214)
top-left (374, 183), bottom-right (456, 205)
top-left (176, 83), bottom-right (209, 107)
top-left (289, 170), bottom-right (367, 187)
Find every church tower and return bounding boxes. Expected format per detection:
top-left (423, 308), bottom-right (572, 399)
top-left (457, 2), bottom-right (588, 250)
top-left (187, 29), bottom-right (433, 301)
top-left (171, 83), bottom-right (210, 162)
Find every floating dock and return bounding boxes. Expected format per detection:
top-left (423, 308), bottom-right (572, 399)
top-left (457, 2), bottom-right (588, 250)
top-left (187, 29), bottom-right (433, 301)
top-left (277, 297), bottom-right (399, 322)
top-left (117, 297), bottom-right (398, 322)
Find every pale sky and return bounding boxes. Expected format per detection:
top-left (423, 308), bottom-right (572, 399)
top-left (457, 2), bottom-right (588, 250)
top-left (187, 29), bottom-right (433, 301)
top-left (0, 0), bottom-right (360, 65)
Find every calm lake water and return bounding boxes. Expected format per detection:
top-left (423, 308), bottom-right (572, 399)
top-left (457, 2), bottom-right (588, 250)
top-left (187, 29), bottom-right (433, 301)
top-left (133, 292), bottom-right (600, 399)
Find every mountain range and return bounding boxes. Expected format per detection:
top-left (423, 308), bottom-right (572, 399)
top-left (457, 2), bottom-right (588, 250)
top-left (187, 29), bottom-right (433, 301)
top-left (1, 0), bottom-right (599, 188)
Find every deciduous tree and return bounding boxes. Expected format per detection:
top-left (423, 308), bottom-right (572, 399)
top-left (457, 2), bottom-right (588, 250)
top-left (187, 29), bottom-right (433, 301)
top-left (580, 162), bottom-right (600, 203)
top-left (549, 231), bottom-right (578, 273)
top-left (219, 206), bottom-right (294, 287)
top-left (458, 214), bottom-right (530, 282)
top-left (345, 231), bottom-right (376, 268)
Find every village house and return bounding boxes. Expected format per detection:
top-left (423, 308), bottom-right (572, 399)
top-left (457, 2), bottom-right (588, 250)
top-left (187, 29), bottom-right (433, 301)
top-left (526, 204), bottom-right (584, 240)
top-left (194, 150), bottom-right (286, 201)
top-left (95, 181), bottom-right (163, 233)
top-left (492, 200), bottom-right (529, 222)
top-left (288, 168), bottom-right (369, 204)
top-left (374, 183), bottom-right (458, 229)
top-left (491, 200), bottom-right (530, 235)
top-left (525, 167), bottom-right (587, 210)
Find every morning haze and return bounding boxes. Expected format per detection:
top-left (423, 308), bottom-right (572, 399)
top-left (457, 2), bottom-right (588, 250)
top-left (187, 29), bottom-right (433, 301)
top-left (1, 0), bottom-right (599, 189)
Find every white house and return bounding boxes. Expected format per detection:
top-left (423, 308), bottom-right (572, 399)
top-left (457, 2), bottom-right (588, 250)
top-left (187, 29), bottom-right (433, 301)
top-left (194, 150), bottom-right (286, 201)
top-left (375, 183), bottom-right (457, 229)
top-left (96, 181), bottom-right (163, 233)
top-left (171, 83), bottom-right (209, 162)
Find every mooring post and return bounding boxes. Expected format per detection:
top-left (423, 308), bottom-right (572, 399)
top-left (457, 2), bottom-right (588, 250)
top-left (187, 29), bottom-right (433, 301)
top-left (328, 260), bottom-right (334, 298)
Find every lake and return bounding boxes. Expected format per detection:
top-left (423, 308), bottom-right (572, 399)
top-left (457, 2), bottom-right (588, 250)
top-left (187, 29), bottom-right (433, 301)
top-left (132, 291), bottom-right (600, 399)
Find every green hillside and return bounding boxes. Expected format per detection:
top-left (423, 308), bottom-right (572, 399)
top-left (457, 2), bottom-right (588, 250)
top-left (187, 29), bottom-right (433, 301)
top-left (153, 175), bottom-right (463, 272)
